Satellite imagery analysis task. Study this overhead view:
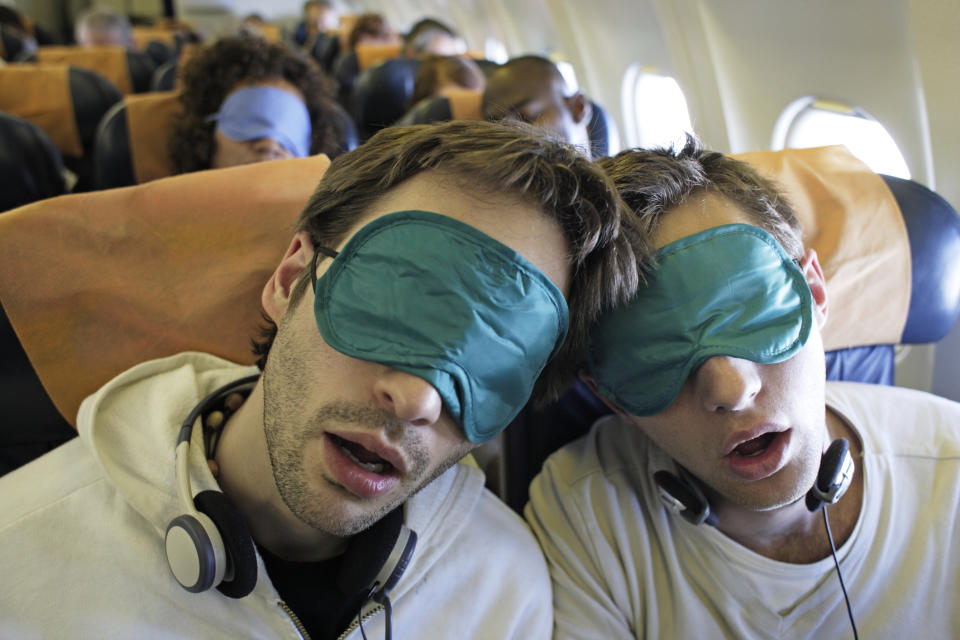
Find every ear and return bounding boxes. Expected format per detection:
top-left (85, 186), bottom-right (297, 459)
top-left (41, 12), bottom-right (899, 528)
top-left (565, 92), bottom-right (591, 125)
top-left (579, 370), bottom-right (632, 420)
top-left (261, 231), bottom-right (316, 323)
top-left (800, 248), bottom-right (828, 327)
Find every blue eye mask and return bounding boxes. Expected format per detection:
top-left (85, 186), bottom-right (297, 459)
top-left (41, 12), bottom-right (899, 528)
top-left (588, 223), bottom-right (813, 416)
top-left (208, 85), bottom-right (312, 158)
top-left (313, 210), bottom-right (569, 443)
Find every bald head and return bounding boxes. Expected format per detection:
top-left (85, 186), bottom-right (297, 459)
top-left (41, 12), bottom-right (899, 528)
top-left (482, 56), bottom-right (591, 154)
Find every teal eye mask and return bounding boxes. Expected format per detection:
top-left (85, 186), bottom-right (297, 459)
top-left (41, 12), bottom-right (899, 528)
top-left (588, 223), bottom-right (812, 416)
top-left (314, 210), bottom-right (569, 443)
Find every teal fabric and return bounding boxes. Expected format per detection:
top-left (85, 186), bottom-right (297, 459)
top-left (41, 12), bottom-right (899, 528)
top-left (314, 210), bottom-right (569, 443)
top-left (588, 223), bottom-right (812, 416)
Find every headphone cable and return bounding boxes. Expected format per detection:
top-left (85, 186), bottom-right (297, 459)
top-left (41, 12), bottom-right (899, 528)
top-left (823, 507), bottom-right (859, 640)
top-left (356, 595), bottom-right (393, 640)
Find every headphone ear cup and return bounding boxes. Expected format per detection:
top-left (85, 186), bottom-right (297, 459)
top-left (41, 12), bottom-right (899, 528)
top-left (165, 508), bottom-right (226, 593)
top-left (653, 470), bottom-right (718, 527)
top-left (193, 490), bottom-right (258, 598)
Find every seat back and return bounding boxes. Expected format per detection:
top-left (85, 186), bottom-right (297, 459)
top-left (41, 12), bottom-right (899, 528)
top-left (151, 61), bottom-right (177, 91)
top-left (395, 88), bottom-right (483, 126)
top-left (35, 45), bottom-right (154, 94)
top-left (332, 41), bottom-right (403, 107)
top-left (349, 57), bottom-right (420, 140)
top-left (0, 64), bottom-right (122, 192)
top-left (307, 32), bottom-right (340, 73)
top-left (0, 110), bottom-right (66, 211)
top-left (0, 23), bottom-right (31, 61)
top-left (0, 155), bottom-right (333, 476)
top-left (587, 99), bottom-right (620, 159)
top-left (93, 90), bottom-right (181, 189)
top-left (501, 147), bottom-right (959, 512)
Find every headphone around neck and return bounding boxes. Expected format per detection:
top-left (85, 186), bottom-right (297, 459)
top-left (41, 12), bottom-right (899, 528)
top-left (164, 375), bottom-right (418, 603)
top-left (653, 438), bottom-right (855, 527)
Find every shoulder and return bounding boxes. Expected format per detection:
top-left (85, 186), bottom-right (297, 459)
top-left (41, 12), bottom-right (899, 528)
top-left (826, 381), bottom-right (960, 457)
top-left (530, 414), bottom-right (653, 505)
top-left (0, 438), bottom-right (102, 531)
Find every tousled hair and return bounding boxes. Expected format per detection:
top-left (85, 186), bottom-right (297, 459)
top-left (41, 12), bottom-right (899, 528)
top-left (168, 36), bottom-right (344, 173)
top-left (599, 135), bottom-right (804, 259)
top-left (252, 119), bottom-right (647, 403)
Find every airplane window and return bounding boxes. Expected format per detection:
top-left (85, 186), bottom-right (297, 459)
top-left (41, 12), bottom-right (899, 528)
top-left (774, 98), bottom-right (911, 178)
top-left (622, 64), bottom-right (693, 149)
top-left (554, 60), bottom-right (580, 94)
top-left (483, 38), bottom-right (508, 64)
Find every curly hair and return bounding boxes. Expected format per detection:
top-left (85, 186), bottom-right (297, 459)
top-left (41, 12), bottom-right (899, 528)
top-left (251, 120), bottom-right (647, 404)
top-left (168, 36), bottom-right (345, 173)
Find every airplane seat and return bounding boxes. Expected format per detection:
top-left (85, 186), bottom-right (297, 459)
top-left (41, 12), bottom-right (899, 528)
top-left (587, 99), bottom-right (619, 158)
top-left (125, 50), bottom-right (159, 93)
top-left (144, 39), bottom-right (176, 67)
top-left (0, 24), bottom-right (31, 62)
top-left (395, 95), bottom-right (453, 126)
top-left (151, 61), bottom-right (177, 91)
top-left (0, 65), bottom-right (122, 193)
top-left (0, 302), bottom-right (77, 477)
top-left (331, 49), bottom-right (359, 106)
top-left (500, 149), bottom-right (960, 513)
top-left (821, 174), bottom-right (960, 384)
top-left (884, 174), bottom-right (960, 342)
top-left (0, 111), bottom-right (67, 211)
top-left (68, 67), bottom-right (125, 190)
top-left (93, 90), bottom-right (181, 189)
top-left (395, 88), bottom-right (484, 126)
top-left (349, 56), bottom-right (420, 140)
top-left (308, 32), bottom-right (340, 73)
top-left (0, 155), bottom-right (333, 477)
top-left (332, 42), bottom-right (402, 108)
top-left (35, 45), bottom-right (155, 95)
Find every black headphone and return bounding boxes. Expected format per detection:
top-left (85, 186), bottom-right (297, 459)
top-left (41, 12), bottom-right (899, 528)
top-left (164, 375), bottom-right (418, 602)
top-left (653, 438), bottom-right (855, 527)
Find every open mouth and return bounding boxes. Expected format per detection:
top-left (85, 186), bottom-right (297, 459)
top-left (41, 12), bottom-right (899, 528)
top-left (732, 432), bottom-right (777, 457)
top-left (329, 434), bottom-right (396, 475)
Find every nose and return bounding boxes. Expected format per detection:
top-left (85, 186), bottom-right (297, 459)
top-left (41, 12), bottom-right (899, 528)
top-left (691, 355), bottom-right (761, 413)
top-left (372, 369), bottom-right (443, 427)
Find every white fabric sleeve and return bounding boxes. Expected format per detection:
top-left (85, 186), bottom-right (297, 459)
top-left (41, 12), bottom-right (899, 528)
top-left (525, 462), bottom-right (634, 640)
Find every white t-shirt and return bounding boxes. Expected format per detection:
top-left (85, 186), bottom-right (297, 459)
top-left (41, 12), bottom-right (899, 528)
top-left (526, 381), bottom-right (960, 639)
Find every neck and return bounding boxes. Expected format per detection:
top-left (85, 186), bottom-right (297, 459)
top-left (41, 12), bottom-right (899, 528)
top-left (214, 381), bottom-right (349, 562)
top-left (711, 407), bottom-right (863, 563)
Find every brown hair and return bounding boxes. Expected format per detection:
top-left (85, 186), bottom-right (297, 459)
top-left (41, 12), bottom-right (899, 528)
top-left (347, 13), bottom-right (391, 50)
top-left (599, 135), bottom-right (804, 259)
top-left (253, 119), bottom-right (647, 403)
top-left (409, 55), bottom-right (485, 107)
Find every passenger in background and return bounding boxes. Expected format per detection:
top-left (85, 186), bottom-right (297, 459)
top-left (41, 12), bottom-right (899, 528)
top-left (408, 54), bottom-right (485, 109)
top-left (74, 7), bottom-right (133, 48)
top-left (525, 139), bottom-right (960, 639)
top-left (168, 36), bottom-right (345, 173)
top-left (402, 18), bottom-right (466, 57)
top-left (294, 0), bottom-right (340, 49)
top-left (0, 6), bottom-right (37, 58)
top-left (0, 119), bottom-right (643, 639)
top-left (238, 13), bottom-right (270, 39)
top-left (345, 12), bottom-right (397, 50)
top-left (482, 55), bottom-right (592, 158)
